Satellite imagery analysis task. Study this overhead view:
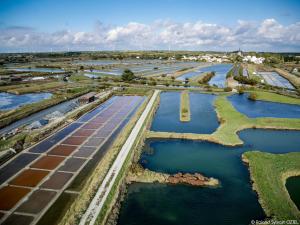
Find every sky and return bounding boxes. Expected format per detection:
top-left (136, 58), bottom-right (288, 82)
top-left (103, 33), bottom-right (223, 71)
top-left (0, 0), bottom-right (300, 52)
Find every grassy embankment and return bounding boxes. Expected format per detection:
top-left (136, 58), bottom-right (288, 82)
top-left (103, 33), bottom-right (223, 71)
top-left (246, 64), bottom-right (263, 82)
top-left (188, 71), bottom-right (215, 86)
top-left (250, 91), bottom-right (300, 105)
top-left (53, 90), bottom-right (156, 225)
top-left (148, 93), bottom-right (300, 146)
top-left (243, 151), bottom-right (300, 220)
top-left (180, 90), bottom-right (190, 122)
top-left (0, 81), bottom-right (67, 94)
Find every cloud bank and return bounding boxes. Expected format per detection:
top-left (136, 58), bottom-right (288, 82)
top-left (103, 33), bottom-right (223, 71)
top-left (0, 18), bottom-right (300, 52)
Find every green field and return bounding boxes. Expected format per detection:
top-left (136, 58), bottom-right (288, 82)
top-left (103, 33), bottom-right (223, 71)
top-left (243, 151), bottom-right (300, 220)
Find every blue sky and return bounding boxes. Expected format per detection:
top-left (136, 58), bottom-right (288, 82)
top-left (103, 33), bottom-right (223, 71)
top-left (0, 0), bottom-right (300, 52)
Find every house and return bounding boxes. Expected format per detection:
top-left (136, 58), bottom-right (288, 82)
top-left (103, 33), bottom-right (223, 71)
top-left (78, 92), bottom-right (96, 104)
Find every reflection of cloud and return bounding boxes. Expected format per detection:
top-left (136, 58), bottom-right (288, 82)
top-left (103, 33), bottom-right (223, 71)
top-left (0, 98), bottom-right (13, 108)
top-left (0, 93), bottom-right (52, 110)
top-left (0, 18), bottom-right (300, 52)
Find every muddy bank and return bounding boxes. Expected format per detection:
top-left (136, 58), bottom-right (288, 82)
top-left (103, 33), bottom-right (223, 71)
top-left (127, 164), bottom-right (219, 187)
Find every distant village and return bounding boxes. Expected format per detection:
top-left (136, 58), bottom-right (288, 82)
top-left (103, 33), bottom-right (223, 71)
top-left (181, 50), bottom-right (265, 64)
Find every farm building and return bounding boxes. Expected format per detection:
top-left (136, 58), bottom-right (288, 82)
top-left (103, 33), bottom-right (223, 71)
top-left (78, 92), bottom-right (96, 104)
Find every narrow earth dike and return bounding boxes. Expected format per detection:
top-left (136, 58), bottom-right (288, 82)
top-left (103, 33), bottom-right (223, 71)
top-left (180, 90), bottom-right (191, 122)
top-left (127, 164), bottom-right (219, 187)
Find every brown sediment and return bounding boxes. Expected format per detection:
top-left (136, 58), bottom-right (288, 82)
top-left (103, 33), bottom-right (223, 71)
top-left (84, 137), bottom-right (105, 147)
top-left (73, 146), bottom-right (96, 158)
top-left (167, 172), bottom-right (219, 187)
top-left (127, 164), bottom-right (219, 187)
top-left (48, 145), bottom-right (78, 156)
top-left (16, 189), bottom-right (57, 214)
top-left (31, 155), bottom-right (65, 170)
top-left (58, 157), bottom-right (85, 172)
top-left (1, 214), bottom-right (34, 225)
top-left (0, 186), bottom-right (31, 210)
top-left (61, 136), bottom-right (87, 145)
top-left (41, 171), bottom-right (73, 190)
top-left (9, 169), bottom-right (49, 187)
top-left (81, 123), bottom-right (103, 130)
top-left (72, 129), bottom-right (95, 137)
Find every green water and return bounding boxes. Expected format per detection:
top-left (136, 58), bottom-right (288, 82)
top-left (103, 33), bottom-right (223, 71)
top-left (118, 129), bottom-right (300, 225)
top-left (286, 176), bottom-right (300, 210)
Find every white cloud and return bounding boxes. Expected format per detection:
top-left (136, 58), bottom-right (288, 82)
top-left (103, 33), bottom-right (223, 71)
top-left (0, 19), bottom-right (300, 52)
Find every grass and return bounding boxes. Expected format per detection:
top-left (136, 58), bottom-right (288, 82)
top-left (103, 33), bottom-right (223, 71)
top-left (148, 94), bottom-right (300, 146)
top-left (0, 133), bottom-right (26, 152)
top-left (180, 90), bottom-right (190, 122)
top-left (250, 91), bottom-right (300, 105)
top-left (1, 81), bottom-right (67, 94)
top-left (243, 151), bottom-right (300, 220)
top-left (117, 87), bottom-right (152, 96)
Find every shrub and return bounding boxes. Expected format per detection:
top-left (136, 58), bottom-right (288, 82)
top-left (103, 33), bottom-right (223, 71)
top-left (198, 71), bottom-right (215, 84)
top-left (248, 92), bottom-right (257, 101)
top-left (121, 69), bottom-right (135, 81)
top-left (237, 86), bottom-right (245, 94)
top-left (182, 108), bottom-right (188, 113)
top-left (234, 75), bottom-right (258, 85)
top-left (223, 87), bottom-right (232, 92)
top-left (149, 81), bottom-right (157, 86)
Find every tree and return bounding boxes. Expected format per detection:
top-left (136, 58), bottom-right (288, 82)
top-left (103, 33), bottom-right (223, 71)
top-left (121, 69), bottom-right (135, 82)
top-left (237, 86), bottom-right (245, 94)
top-left (248, 92), bottom-right (257, 101)
top-left (223, 87), bottom-right (232, 92)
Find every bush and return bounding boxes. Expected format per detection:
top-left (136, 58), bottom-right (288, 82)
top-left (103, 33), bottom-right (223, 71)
top-left (234, 75), bottom-right (258, 85)
top-left (198, 71), bottom-right (215, 84)
top-left (149, 81), bottom-right (157, 86)
top-left (182, 108), bottom-right (188, 113)
top-left (223, 87), bottom-right (232, 92)
top-left (248, 92), bottom-right (257, 101)
top-left (237, 86), bottom-right (245, 94)
top-left (121, 69), bottom-right (135, 82)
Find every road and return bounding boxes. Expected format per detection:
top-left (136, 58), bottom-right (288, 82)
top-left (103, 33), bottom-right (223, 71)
top-left (79, 90), bottom-right (159, 225)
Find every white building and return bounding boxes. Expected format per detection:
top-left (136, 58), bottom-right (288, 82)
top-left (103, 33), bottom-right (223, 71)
top-left (242, 55), bottom-right (265, 64)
